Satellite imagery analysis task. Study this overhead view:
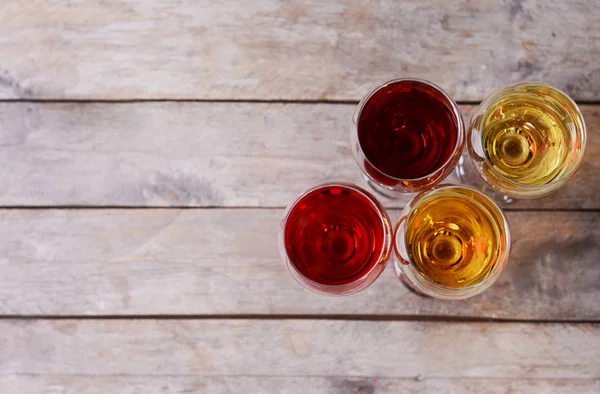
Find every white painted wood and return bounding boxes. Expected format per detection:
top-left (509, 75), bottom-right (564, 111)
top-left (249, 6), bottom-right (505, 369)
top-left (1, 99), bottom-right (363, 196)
top-left (0, 103), bottom-right (597, 209)
top-left (1, 376), bottom-right (598, 394)
top-left (0, 320), bottom-right (598, 379)
top-left (0, 1), bottom-right (598, 100)
top-left (0, 209), bottom-right (597, 318)
top-left (0, 2), bottom-right (596, 392)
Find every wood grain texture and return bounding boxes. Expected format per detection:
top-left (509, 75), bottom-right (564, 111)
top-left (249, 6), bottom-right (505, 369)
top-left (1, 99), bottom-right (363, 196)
top-left (0, 209), bottom-right (598, 319)
top-left (2, 376), bottom-right (599, 394)
top-left (0, 1), bottom-right (598, 100)
top-left (0, 103), bottom-right (597, 209)
top-left (0, 320), bottom-right (598, 379)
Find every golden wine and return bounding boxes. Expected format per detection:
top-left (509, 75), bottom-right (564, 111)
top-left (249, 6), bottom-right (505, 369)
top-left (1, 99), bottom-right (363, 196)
top-left (404, 187), bottom-right (506, 287)
top-left (481, 85), bottom-right (576, 186)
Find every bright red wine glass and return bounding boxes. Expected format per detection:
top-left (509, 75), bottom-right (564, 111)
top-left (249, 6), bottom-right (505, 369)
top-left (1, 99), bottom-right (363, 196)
top-left (279, 182), bottom-right (392, 295)
top-left (352, 78), bottom-right (464, 195)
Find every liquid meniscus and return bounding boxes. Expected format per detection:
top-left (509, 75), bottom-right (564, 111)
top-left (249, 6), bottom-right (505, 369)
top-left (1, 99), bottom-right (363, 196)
top-left (481, 85), bottom-right (577, 186)
top-left (358, 80), bottom-right (459, 185)
top-left (284, 185), bottom-right (387, 286)
top-left (405, 187), bottom-right (507, 288)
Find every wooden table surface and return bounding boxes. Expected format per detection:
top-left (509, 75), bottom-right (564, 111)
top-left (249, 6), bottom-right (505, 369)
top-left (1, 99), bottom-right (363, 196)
top-left (1, 1), bottom-right (599, 393)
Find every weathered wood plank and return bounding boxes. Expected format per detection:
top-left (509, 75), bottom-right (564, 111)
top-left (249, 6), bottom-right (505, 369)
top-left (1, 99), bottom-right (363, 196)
top-left (0, 1), bottom-right (598, 100)
top-left (0, 320), bottom-right (598, 379)
top-left (1, 376), bottom-right (599, 394)
top-left (0, 209), bottom-right (597, 319)
top-left (0, 103), bottom-right (597, 209)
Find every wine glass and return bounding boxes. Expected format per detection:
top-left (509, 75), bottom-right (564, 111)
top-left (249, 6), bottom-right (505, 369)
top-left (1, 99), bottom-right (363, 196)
top-left (279, 182), bottom-right (392, 295)
top-left (394, 184), bottom-right (511, 300)
top-left (352, 78), bottom-right (464, 196)
top-left (463, 83), bottom-right (586, 199)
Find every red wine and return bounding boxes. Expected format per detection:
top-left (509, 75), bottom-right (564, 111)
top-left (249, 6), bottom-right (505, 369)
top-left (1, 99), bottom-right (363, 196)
top-left (358, 80), bottom-right (459, 186)
top-left (283, 184), bottom-right (388, 286)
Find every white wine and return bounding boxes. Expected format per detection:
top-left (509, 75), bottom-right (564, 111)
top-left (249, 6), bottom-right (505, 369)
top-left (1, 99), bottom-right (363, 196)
top-left (481, 85), bottom-right (575, 186)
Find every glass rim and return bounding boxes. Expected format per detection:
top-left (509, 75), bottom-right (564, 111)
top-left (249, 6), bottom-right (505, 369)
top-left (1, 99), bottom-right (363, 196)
top-left (279, 181), bottom-right (392, 290)
top-left (354, 78), bottom-right (465, 183)
top-left (395, 184), bottom-right (512, 292)
top-left (475, 82), bottom-right (587, 190)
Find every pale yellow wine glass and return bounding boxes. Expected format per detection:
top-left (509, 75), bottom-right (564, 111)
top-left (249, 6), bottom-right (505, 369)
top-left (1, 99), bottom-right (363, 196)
top-left (464, 83), bottom-right (586, 199)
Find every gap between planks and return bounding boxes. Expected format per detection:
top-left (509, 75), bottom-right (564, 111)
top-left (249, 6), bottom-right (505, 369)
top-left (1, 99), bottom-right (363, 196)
top-left (0, 99), bottom-right (599, 105)
top-left (0, 98), bottom-right (360, 105)
top-left (0, 314), bottom-right (598, 324)
top-left (3, 373), bottom-right (598, 380)
top-left (0, 206), bottom-right (598, 212)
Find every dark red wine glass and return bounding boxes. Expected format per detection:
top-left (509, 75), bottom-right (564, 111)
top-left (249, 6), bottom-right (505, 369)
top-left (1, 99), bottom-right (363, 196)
top-left (352, 78), bottom-right (465, 195)
top-left (279, 182), bottom-right (392, 295)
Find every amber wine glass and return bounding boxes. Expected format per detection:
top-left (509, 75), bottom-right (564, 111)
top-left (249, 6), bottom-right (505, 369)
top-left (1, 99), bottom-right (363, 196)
top-left (279, 182), bottom-right (393, 295)
top-left (466, 83), bottom-right (586, 199)
top-left (394, 185), bottom-right (511, 299)
top-left (352, 79), bottom-right (464, 196)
